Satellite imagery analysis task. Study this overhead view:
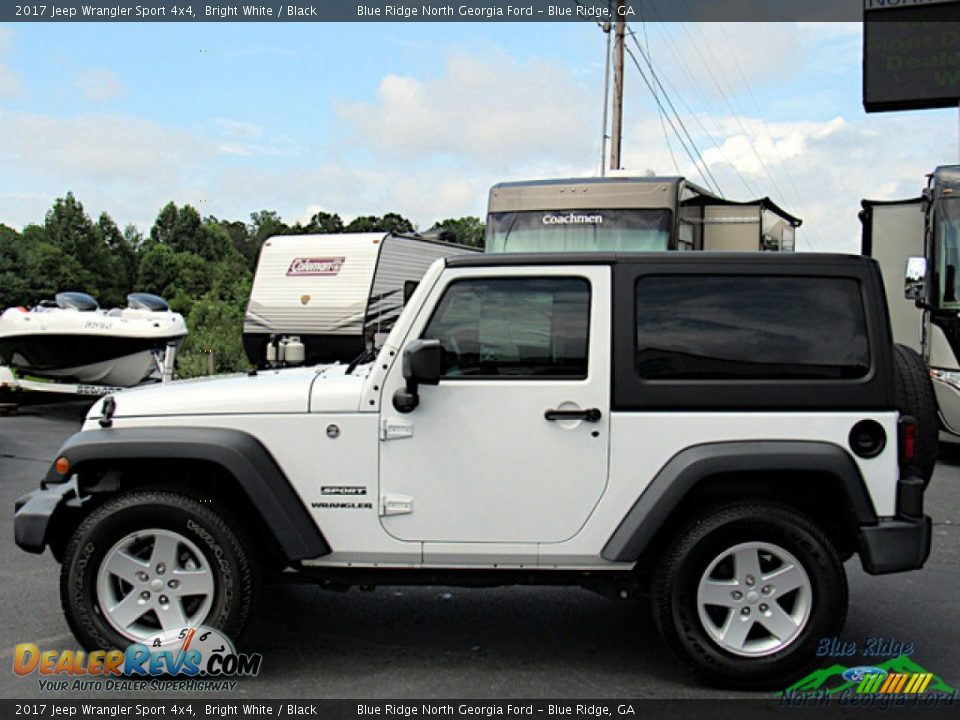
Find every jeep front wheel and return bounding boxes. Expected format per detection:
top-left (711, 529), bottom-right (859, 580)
top-left (651, 502), bottom-right (847, 687)
top-left (60, 490), bottom-right (257, 650)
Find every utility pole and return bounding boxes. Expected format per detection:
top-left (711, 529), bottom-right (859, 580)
top-left (599, 16), bottom-right (612, 177)
top-left (609, 0), bottom-right (625, 171)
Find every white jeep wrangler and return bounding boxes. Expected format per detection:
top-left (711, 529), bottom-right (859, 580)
top-left (15, 252), bottom-right (935, 686)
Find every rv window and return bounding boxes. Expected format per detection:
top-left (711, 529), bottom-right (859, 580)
top-left (486, 209), bottom-right (671, 253)
top-left (937, 199), bottom-right (960, 309)
top-left (635, 275), bottom-right (870, 380)
top-left (422, 277), bottom-right (590, 378)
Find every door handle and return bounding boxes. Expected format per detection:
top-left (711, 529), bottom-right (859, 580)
top-left (544, 408), bottom-right (602, 423)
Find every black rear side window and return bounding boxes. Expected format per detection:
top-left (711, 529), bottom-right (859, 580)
top-left (636, 275), bottom-right (870, 380)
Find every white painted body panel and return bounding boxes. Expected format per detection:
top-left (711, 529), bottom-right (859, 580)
top-left (537, 411), bottom-right (900, 566)
top-left (103, 368), bottom-right (320, 416)
top-left (80, 259), bottom-right (902, 570)
top-left (85, 407), bottom-right (898, 568)
top-left (378, 265), bottom-right (612, 548)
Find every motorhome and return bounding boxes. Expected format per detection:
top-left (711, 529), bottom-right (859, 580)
top-left (485, 176), bottom-right (801, 253)
top-left (861, 165), bottom-right (960, 439)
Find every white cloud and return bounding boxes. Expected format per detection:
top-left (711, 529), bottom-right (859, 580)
top-left (216, 118), bottom-right (264, 141)
top-left (1, 28), bottom-right (952, 262)
top-left (75, 68), bottom-right (125, 102)
top-left (0, 111), bottom-right (216, 229)
top-left (214, 118), bottom-right (299, 157)
top-left (336, 50), bottom-right (596, 167)
top-left (623, 109), bottom-right (953, 254)
top-left (645, 23), bottom-right (803, 99)
top-left (0, 27), bottom-right (22, 99)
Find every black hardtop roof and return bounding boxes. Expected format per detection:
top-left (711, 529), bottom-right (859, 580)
top-left (445, 252), bottom-right (875, 270)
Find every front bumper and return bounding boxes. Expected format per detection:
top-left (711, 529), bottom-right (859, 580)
top-left (857, 471), bottom-right (931, 575)
top-left (14, 483), bottom-right (79, 554)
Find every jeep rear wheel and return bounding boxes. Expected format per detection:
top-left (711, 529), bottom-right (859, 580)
top-left (61, 490), bottom-right (257, 650)
top-left (651, 502), bottom-right (847, 687)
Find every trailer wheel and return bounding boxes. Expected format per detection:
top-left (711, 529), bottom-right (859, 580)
top-left (894, 344), bottom-right (938, 484)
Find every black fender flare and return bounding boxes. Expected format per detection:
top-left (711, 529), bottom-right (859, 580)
top-left (601, 440), bottom-right (877, 562)
top-left (44, 427), bottom-right (331, 561)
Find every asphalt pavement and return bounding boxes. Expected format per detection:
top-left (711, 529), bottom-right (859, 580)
top-left (1, 400), bottom-right (957, 700)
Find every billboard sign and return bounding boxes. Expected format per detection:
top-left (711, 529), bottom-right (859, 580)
top-left (863, 1), bottom-right (960, 113)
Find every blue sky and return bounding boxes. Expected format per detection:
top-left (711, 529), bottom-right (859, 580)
top-left (0, 21), bottom-right (956, 251)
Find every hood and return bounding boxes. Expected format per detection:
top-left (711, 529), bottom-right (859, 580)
top-left (87, 366), bottom-right (336, 420)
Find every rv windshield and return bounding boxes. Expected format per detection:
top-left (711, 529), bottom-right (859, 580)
top-left (486, 209), bottom-right (672, 253)
top-left (937, 199), bottom-right (960, 309)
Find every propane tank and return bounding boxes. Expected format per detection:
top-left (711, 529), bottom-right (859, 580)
top-left (284, 336), bottom-right (305, 365)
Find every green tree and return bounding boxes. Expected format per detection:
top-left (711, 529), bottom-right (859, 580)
top-left (97, 213), bottom-right (137, 306)
top-left (211, 218), bottom-right (258, 270)
top-left (150, 202), bottom-right (201, 251)
top-left (249, 210), bottom-right (289, 247)
top-left (0, 224), bottom-right (30, 307)
top-left (44, 193), bottom-right (103, 268)
top-left (344, 213), bottom-right (414, 234)
top-left (176, 289), bottom-right (250, 378)
top-left (430, 216), bottom-right (486, 248)
top-left (22, 242), bottom-right (92, 302)
top-left (137, 243), bottom-right (180, 297)
top-left (303, 211), bottom-right (344, 234)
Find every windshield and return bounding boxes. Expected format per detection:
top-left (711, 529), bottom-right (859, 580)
top-left (937, 198), bottom-right (960, 309)
top-left (485, 209), bottom-right (672, 253)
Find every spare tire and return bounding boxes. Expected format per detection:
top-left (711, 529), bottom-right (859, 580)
top-left (893, 344), bottom-right (939, 484)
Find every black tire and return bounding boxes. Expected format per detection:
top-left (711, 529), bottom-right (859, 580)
top-left (651, 502), bottom-right (847, 688)
top-left (893, 343), bottom-right (938, 484)
top-left (60, 490), bottom-right (258, 651)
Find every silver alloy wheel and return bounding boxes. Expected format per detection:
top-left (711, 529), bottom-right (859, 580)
top-left (96, 528), bottom-right (215, 641)
top-left (696, 541), bottom-right (812, 657)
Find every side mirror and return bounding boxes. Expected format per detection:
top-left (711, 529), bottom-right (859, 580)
top-left (393, 339), bottom-right (442, 413)
top-left (904, 256), bottom-right (928, 302)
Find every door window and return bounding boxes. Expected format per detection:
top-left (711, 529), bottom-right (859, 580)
top-left (421, 277), bottom-right (590, 378)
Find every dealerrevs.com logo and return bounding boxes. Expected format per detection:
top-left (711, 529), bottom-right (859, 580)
top-left (13, 626), bottom-right (262, 692)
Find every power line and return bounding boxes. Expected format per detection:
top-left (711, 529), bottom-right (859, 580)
top-left (633, 23), bottom-right (759, 198)
top-left (639, 19), bottom-right (680, 176)
top-left (651, 13), bottom-right (823, 250)
top-left (714, 22), bottom-right (825, 250)
top-left (624, 27), bottom-right (722, 195)
top-left (622, 41), bottom-right (720, 194)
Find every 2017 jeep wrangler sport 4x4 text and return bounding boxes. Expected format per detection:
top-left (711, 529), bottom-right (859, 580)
top-left (15, 252), bottom-right (936, 686)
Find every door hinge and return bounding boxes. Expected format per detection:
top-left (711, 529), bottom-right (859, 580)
top-left (381, 494), bottom-right (414, 516)
top-left (380, 417), bottom-right (414, 441)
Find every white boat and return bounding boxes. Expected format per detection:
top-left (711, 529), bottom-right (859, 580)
top-left (0, 292), bottom-right (188, 387)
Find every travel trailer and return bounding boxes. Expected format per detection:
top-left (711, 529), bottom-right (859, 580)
top-left (243, 232), bottom-right (478, 367)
